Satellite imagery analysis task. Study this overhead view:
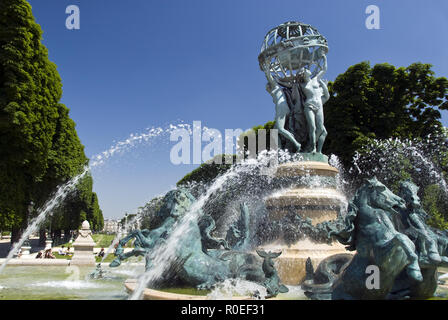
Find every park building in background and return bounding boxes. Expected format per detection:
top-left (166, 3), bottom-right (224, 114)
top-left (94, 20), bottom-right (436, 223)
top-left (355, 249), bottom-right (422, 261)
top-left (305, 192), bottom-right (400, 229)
top-left (102, 219), bottom-right (120, 234)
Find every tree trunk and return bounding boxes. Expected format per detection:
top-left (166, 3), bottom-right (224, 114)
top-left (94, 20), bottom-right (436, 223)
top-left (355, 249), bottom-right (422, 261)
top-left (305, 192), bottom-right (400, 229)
top-left (10, 227), bottom-right (23, 245)
top-left (64, 229), bottom-right (71, 242)
top-left (39, 229), bottom-right (47, 246)
top-left (53, 229), bottom-right (62, 245)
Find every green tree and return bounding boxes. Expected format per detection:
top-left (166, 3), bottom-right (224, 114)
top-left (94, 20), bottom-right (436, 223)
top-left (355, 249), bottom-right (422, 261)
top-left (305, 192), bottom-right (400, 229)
top-left (323, 62), bottom-right (448, 166)
top-left (0, 0), bottom-right (60, 238)
top-left (240, 121), bottom-right (276, 157)
top-left (0, 0), bottom-right (103, 242)
top-left (422, 184), bottom-right (448, 230)
top-left (139, 197), bottom-right (163, 230)
top-left (177, 154), bottom-right (236, 186)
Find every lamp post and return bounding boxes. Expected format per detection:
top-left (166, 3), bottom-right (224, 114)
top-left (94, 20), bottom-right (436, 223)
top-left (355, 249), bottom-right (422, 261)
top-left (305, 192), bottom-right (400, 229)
top-left (123, 213), bottom-right (128, 232)
top-left (23, 202), bottom-right (34, 247)
top-left (45, 211), bottom-right (53, 250)
top-left (20, 202), bottom-right (34, 257)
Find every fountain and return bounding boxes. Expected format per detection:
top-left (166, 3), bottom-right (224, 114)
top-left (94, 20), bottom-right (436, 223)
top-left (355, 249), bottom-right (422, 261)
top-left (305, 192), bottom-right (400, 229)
top-left (257, 21), bottom-right (348, 284)
top-left (107, 20), bottom-right (448, 300)
top-left (262, 159), bottom-right (348, 284)
top-left (107, 21), bottom-right (343, 297)
top-left (2, 19), bottom-right (448, 301)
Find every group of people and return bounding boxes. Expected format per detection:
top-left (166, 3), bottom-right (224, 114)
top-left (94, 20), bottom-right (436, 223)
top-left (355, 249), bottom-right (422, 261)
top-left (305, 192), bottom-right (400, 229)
top-left (57, 245), bottom-right (72, 256)
top-left (34, 245), bottom-right (72, 259)
top-left (35, 248), bottom-right (56, 259)
top-left (17, 245), bottom-right (106, 259)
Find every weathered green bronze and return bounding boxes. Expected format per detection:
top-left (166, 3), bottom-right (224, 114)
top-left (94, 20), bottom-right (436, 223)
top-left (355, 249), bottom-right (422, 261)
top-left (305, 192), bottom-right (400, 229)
top-left (257, 250), bottom-right (289, 298)
top-left (260, 21), bottom-right (329, 154)
top-left (110, 188), bottom-right (288, 297)
top-left (302, 178), bottom-right (448, 300)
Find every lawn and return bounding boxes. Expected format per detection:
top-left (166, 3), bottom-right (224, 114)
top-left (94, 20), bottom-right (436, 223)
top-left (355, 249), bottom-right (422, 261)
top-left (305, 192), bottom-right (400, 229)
top-left (95, 254), bottom-right (116, 263)
top-left (56, 233), bottom-right (128, 249)
top-left (52, 252), bottom-right (116, 263)
top-left (92, 234), bottom-right (116, 248)
top-left (54, 253), bottom-right (72, 260)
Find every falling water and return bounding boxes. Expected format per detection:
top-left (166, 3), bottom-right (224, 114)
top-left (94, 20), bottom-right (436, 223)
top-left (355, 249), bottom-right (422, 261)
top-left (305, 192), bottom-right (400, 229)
top-left (407, 145), bottom-right (448, 196)
top-left (128, 151), bottom-right (280, 300)
top-left (329, 154), bottom-right (349, 194)
top-left (0, 167), bottom-right (89, 274)
top-left (350, 136), bottom-right (448, 198)
top-left (100, 208), bottom-right (146, 264)
top-left (439, 273), bottom-right (448, 280)
top-left (0, 123), bottom-right (190, 274)
top-left (207, 279), bottom-right (268, 300)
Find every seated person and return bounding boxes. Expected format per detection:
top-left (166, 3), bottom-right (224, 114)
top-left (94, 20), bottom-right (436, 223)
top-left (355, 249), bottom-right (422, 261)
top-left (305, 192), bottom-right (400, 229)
top-left (97, 248), bottom-right (105, 258)
top-left (35, 251), bottom-right (43, 259)
top-left (65, 246), bottom-right (72, 256)
top-left (58, 245), bottom-right (66, 256)
top-left (44, 248), bottom-right (55, 259)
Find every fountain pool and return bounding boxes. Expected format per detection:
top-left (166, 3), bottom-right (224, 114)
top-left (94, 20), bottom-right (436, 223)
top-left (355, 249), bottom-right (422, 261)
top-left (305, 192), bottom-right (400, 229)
top-left (0, 264), bottom-right (144, 300)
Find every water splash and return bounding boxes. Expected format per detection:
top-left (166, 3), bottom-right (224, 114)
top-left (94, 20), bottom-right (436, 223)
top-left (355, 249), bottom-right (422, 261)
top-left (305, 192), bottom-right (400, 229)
top-left (0, 123), bottom-right (188, 274)
top-left (129, 150), bottom-right (281, 300)
top-left (329, 154), bottom-right (350, 196)
top-left (350, 135), bottom-right (448, 197)
top-left (439, 273), bottom-right (448, 280)
top-left (207, 279), bottom-right (267, 300)
top-left (31, 280), bottom-right (102, 290)
top-left (0, 168), bottom-right (89, 274)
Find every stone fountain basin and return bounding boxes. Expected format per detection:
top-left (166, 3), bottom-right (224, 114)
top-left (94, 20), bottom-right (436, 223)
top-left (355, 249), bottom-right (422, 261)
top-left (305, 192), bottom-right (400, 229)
top-left (124, 279), bottom-right (309, 300)
top-left (124, 279), bottom-right (253, 300)
top-left (0, 265), bottom-right (141, 300)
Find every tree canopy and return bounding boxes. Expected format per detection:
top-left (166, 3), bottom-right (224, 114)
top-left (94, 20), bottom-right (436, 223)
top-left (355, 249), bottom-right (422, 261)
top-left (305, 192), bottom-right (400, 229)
top-left (323, 62), bottom-right (448, 166)
top-left (0, 0), bottom-right (103, 240)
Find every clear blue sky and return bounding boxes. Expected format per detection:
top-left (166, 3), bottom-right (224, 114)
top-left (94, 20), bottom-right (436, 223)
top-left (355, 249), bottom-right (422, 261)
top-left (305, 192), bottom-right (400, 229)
top-left (27, 0), bottom-right (448, 219)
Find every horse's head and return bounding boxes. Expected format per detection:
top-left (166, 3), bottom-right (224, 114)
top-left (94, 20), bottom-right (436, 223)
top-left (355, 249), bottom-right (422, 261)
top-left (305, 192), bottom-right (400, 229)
top-left (398, 180), bottom-right (421, 209)
top-left (160, 188), bottom-right (197, 217)
top-left (149, 188), bottom-right (199, 229)
top-left (360, 177), bottom-right (406, 215)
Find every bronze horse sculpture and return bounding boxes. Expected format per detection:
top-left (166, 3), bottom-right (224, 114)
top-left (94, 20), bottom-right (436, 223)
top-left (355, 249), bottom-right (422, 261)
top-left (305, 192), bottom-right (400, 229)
top-left (303, 178), bottom-right (448, 299)
top-left (110, 188), bottom-right (288, 296)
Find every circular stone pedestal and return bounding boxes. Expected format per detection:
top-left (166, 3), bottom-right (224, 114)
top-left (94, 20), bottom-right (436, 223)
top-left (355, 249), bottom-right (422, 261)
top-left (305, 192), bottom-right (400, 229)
top-left (263, 160), bottom-right (350, 285)
top-left (258, 239), bottom-right (347, 285)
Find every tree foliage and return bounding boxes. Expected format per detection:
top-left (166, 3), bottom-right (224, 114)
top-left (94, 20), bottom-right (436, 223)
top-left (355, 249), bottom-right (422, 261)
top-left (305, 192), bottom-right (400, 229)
top-left (177, 154), bottom-right (236, 187)
top-left (322, 62), bottom-right (448, 228)
top-left (422, 184), bottom-right (448, 230)
top-left (140, 197), bottom-right (163, 230)
top-left (0, 0), bottom-right (103, 239)
top-left (323, 62), bottom-right (448, 167)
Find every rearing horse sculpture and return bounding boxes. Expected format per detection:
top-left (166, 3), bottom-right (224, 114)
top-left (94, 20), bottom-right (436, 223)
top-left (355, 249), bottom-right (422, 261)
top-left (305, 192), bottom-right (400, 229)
top-left (331, 177), bottom-right (422, 299)
top-left (304, 177), bottom-right (448, 299)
